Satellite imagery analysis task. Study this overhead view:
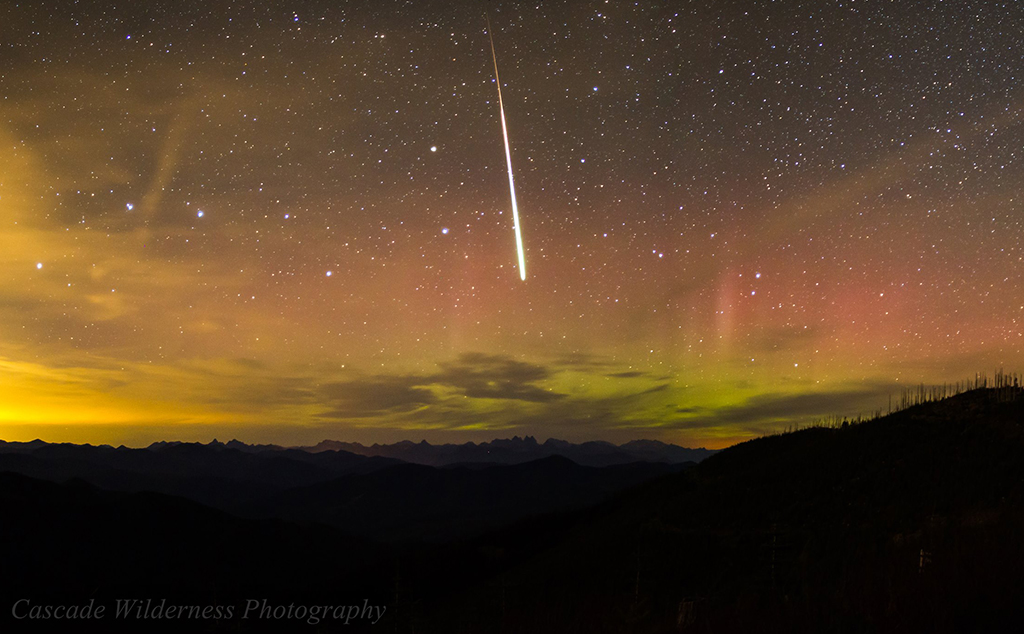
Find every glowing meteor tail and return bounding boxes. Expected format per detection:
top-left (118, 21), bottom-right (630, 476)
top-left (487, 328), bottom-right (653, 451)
top-left (487, 16), bottom-right (527, 281)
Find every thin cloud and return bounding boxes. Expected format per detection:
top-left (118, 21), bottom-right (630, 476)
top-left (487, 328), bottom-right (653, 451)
top-left (706, 387), bottom-right (896, 425)
top-left (318, 376), bottom-right (436, 418)
top-left (431, 353), bottom-right (565, 403)
top-left (607, 371), bottom-right (646, 379)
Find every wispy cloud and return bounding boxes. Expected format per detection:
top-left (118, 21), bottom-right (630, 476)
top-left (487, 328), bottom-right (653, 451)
top-left (703, 385), bottom-right (898, 426)
top-left (432, 353), bottom-right (564, 403)
top-left (318, 376), bottom-right (437, 418)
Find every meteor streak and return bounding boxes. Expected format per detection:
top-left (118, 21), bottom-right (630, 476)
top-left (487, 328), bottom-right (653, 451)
top-left (487, 16), bottom-right (526, 281)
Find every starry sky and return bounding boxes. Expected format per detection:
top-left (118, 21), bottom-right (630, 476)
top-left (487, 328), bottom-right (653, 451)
top-left (2, 0), bottom-right (1022, 449)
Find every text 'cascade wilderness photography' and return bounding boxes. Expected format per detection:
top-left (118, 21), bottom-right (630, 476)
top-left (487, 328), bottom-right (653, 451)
top-left (1, 0), bottom-right (1023, 632)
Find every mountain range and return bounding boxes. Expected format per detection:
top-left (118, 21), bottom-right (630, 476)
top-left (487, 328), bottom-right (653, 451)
top-left (300, 435), bottom-right (715, 466)
top-left (2, 387), bottom-right (1023, 632)
top-left (0, 436), bottom-right (702, 542)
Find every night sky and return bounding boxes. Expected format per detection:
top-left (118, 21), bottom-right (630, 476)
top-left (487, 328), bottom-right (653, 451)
top-left (2, 0), bottom-right (1022, 448)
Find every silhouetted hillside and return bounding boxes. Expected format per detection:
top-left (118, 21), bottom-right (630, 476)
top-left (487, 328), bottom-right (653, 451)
top-left (4, 388), bottom-right (1023, 633)
top-left (0, 472), bottom-right (392, 633)
top-left (413, 387), bottom-right (1024, 633)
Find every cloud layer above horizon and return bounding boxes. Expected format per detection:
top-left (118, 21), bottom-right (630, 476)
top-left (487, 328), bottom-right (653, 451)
top-left (1, 0), bottom-right (1022, 448)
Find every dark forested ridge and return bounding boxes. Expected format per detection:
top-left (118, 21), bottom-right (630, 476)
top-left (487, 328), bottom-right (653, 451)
top-left (2, 388), bottom-right (1023, 633)
top-left (427, 386), bottom-right (1024, 633)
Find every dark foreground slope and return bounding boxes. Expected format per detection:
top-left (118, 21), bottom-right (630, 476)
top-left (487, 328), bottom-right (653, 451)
top-left (418, 387), bottom-right (1024, 634)
top-left (0, 458), bottom-right (688, 632)
top-left (261, 457), bottom-right (684, 541)
top-left (2, 388), bottom-right (1022, 633)
top-left (0, 473), bottom-right (394, 633)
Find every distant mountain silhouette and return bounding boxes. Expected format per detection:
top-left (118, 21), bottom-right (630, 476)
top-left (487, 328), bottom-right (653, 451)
top-left (302, 435), bottom-right (715, 466)
top-left (4, 388), bottom-right (1023, 633)
top-left (0, 441), bottom-right (402, 517)
top-left (0, 438), bottom-right (692, 542)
